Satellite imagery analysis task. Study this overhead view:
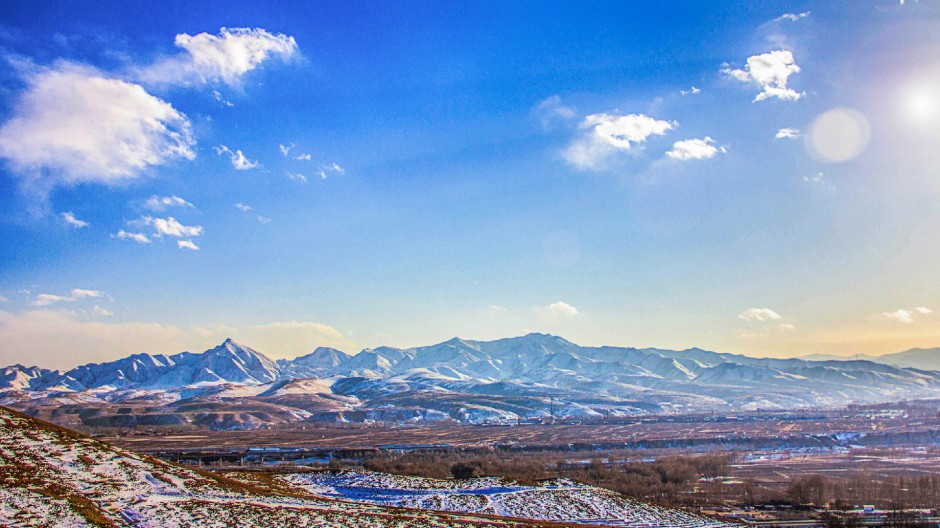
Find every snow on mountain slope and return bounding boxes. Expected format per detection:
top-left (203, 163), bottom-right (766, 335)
top-left (0, 406), bottom-right (561, 528)
top-left (5, 334), bottom-right (940, 426)
top-left (284, 469), bottom-right (735, 528)
top-left (0, 365), bottom-right (51, 391)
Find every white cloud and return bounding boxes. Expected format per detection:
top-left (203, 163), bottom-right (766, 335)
top-left (0, 65), bottom-right (195, 191)
top-left (775, 12), bottom-right (810, 22)
top-left (139, 27), bottom-right (298, 87)
top-left (884, 309), bottom-right (915, 324)
top-left (32, 288), bottom-right (103, 307)
top-left (215, 145), bottom-right (259, 170)
top-left (92, 305), bottom-right (114, 317)
top-left (537, 301), bottom-right (580, 318)
top-left (286, 171), bottom-right (307, 184)
top-left (534, 95), bottom-right (577, 128)
top-left (234, 202), bottom-right (252, 212)
top-left (723, 50), bottom-right (804, 102)
top-left (177, 239), bottom-right (199, 251)
top-left (141, 216), bottom-right (203, 238)
top-left (563, 113), bottom-right (676, 170)
top-left (60, 211), bottom-right (89, 228)
top-left (738, 308), bottom-right (782, 322)
top-left (316, 162), bottom-right (344, 180)
top-left (775, 127), bottom-right (802, 139)
top-left (113, 230), bottom-right (150, 244)
top-left (666, 137), bottom-right (727, 161)
top-left (884, 307), bottom-right (933, 323)
top-left (679, 86), bottom-right (701, 96)
top-left (256, 216), bottom-right (272, 225)
top-left (143, 195), bottom-right (194, 211)
top-left (278, 142), bottom-right (311, 161)
top-left (778, 323), bottom-right (797, 331)
top-left (211, 89), bottom-right (233, 107)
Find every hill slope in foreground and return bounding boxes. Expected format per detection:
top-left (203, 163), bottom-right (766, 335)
top-left (0, 406), bottom-right (547, 528)
top-left (0, 406), bottom-right (732, 528)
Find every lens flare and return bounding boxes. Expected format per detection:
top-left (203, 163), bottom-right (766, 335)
top-left (806, 107), bottom-right (871, 163)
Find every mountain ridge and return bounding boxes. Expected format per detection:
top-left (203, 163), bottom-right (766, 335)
top-left (4, 333), bottom-right (940, 428)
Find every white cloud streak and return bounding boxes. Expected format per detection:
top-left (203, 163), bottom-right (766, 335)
top-left (775, 12), bottom-right (810, 22)
top-left (32, 288), bottom-right (103, 307)
top-left (60, 212), bottom-right (89, 228)
top-left (113, 230), bottom-right (150, 244)
top-left (884, 307), bottom-right (933, 323)
top-left (738, 308), bottom-right (782, 322)
top-left (143, 195), bottom-right (194, 211)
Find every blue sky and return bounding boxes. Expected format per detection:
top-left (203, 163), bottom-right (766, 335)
top-left (1, 1), bottom-right (940, 368)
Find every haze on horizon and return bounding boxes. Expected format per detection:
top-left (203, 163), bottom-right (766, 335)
top-left (1, 1), bottom-right (940, 370)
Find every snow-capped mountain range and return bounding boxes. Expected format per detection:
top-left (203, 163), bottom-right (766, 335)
top-left (3, 334), bottom-right (940, 428)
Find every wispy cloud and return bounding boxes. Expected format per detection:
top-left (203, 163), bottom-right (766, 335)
top-left (536, 301), bottom-right (579, 318)
top-left (279, 142), bottom-right (313, 161)
top-left (215, 145), bottom-right (259, 170)
top-left (883, 307), bottom-right (933, 324)
top-left (286, 171), bottom-right (307, 184)
top-left (316, 162), bottom-right (344, 179)
top-left (143, 195), bottom-right (194, 211)
top-left (738, 308), bottom-right (782, 322)
top-left (60, 211), bottom-right (89, 228)
top-left (177, 239), bottom-right (200, 251)
top-left (32, 288), bottom-right (103, 307)
top-left (533, 95), bottom-right (577, 128)
top-left (774, 12), bottom-right (810, 22)
top-left (113, 230), bottom-right (150, 244)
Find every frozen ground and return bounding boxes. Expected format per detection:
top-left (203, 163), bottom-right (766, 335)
top-left (283, 469), bottom-right (735, 528)
top-left (0, 406), bottom-right (554, 527)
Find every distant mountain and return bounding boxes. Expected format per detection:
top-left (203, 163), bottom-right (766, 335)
top-left (18, 338), bottom-right (279, 391)
top-left (4, 333), bottom-right (940, 429)
top-left (802, 347), bottom-right (940, 372)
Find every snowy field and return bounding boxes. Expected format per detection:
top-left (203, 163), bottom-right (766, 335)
top-left (0, 407), bottom-right (550, 527)
top-left (283, 469), bottom-right (735, 528)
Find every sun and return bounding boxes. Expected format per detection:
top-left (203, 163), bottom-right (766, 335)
top-left (899, 82), bottom-right (939, 125)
